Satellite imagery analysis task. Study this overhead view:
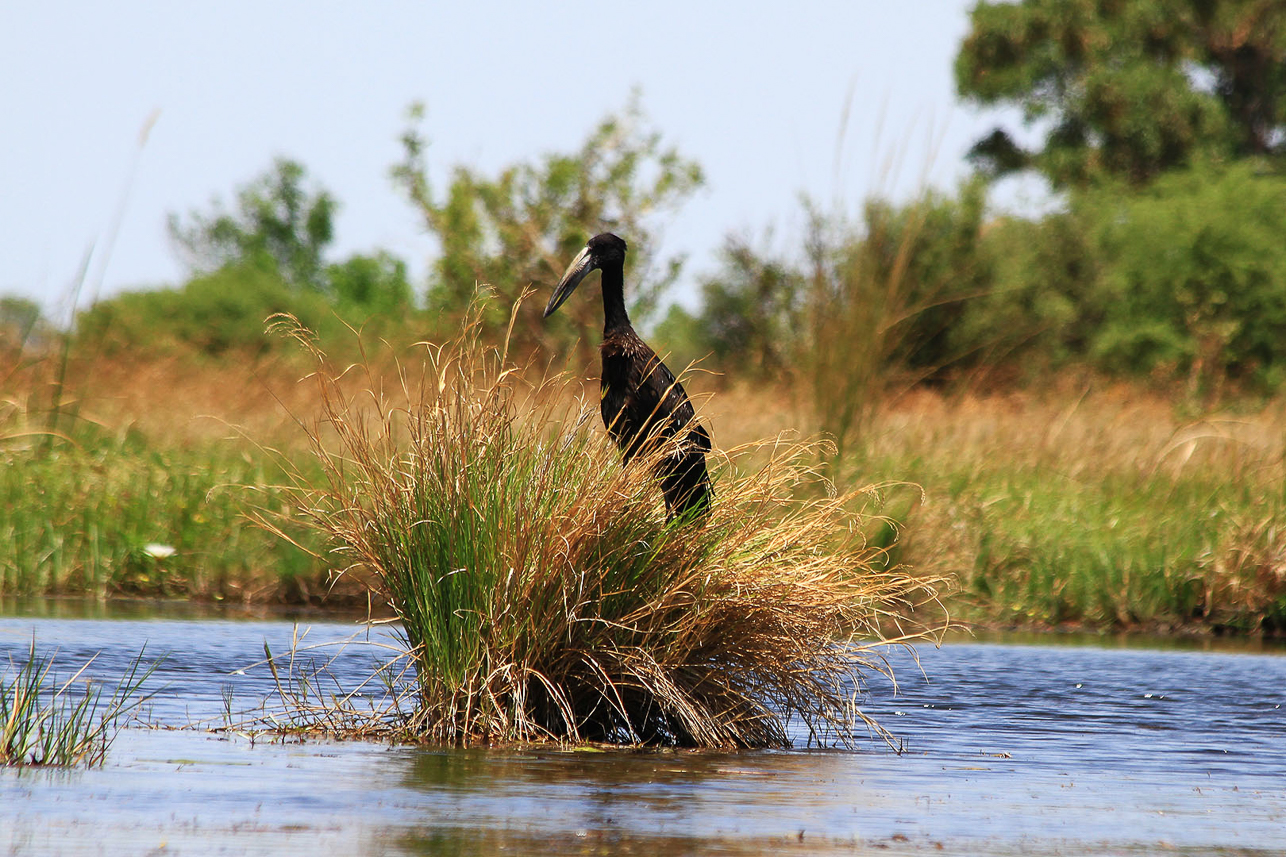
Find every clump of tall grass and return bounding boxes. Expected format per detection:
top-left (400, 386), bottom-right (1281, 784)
top-left (265, 298), bottom-right (937, 748)
top-left (1, 640), bottom-right (159, 767)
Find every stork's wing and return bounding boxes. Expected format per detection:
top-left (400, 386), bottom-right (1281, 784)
top-left (687, 420), bottom-right (712, 452)
top-left (601, 331), bottom-right (712, 459)
top-left (643, 355), bottom-right (714, 456)
top-left (647, 356), bottom-right (694, 417)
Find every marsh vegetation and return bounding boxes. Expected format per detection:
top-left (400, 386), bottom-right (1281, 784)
top-left (5, 1), bottom-right (1286, 646)
top-left (1, 639), bottom-right (157, 767)
top-left (255, 303), bottom-right (933, 747)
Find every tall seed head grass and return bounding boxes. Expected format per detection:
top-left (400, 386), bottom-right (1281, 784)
top-left (266, 297), bottom-right (937, 748)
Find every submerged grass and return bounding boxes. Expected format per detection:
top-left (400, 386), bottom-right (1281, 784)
top-left (1, 640), bottom-right (159, 767)
top-left (200, 627), bottom-right (420, 741)
top-left (264, 299), bottom-right (937, 748)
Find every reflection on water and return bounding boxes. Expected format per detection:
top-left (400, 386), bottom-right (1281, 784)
top-left (0, 595), bottom-right (385, 623)
top-left (2, 608), bottom-right (1284, 856)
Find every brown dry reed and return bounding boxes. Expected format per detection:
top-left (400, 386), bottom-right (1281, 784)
top-left (263, 295), bottom-right (938, 749)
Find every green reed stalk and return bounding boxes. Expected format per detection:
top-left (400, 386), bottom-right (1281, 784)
top-left (1, 640), bottom-right (160, 767)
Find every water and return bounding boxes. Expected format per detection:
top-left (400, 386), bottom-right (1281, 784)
top-left (2, 608), bottom-right (1284, 855)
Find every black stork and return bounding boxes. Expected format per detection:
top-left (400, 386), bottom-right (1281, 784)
top-left (543, 233), bottom-right (713, 520)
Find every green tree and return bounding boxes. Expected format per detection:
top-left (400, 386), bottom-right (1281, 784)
top-left (693, 236), bottom-right (803, 378)
top-left (688, 183), bottom-right (990, 386)
top-left (165, 159), bottom-right (413, 338)
top-left (1084, 162), bottom-right (1286, 396)
top-left (169, 158), bottom-right (337, 291)
top-left (391, 95), bottom-right (704, 358)
top-left (956, 0), bottom-right (1286, 187)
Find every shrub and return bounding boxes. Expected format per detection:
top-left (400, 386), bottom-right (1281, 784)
top-left (1085, 163), bottom-right (1286, 395)
top-left (76, 263), bottom-right (335, 358)
top-left (951, 210), bottom-right (1098, 374)
top-left (74, 261), bottom-right (414, 359)
top-left (327, 251), bottom-right (413, 319)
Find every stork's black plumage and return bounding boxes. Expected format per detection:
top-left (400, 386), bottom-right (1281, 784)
top-left (544, 233), bottom-right (712, 520)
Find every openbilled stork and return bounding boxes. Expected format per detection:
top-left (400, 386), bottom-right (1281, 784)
top-left (543, 232), bottom-right (712, 520)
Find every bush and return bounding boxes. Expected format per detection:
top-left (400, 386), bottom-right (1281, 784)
top-left (76, 264), bottom-right (335, 357)
top-left (950, 210), bottom-right (1098, 374)
top-left (75, 261), bottom-right (418, 359)
top-left (849, 181), bottom-right (991, 374)
top-left (327, 251), bottom-right (413, 319)
top-left (691, 236), bottom-right (803, 378)
top-left (1084, 163), bottom-right (1286, 395)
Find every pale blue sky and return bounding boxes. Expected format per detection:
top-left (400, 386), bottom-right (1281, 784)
top-left (1, 1), bottom-right (1039, 318)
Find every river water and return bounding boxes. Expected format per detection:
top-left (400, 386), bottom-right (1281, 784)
top-left (1, 605), bottom-right (1283, 855)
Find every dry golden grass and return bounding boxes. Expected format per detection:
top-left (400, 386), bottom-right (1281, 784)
top-left (867, 382), bottom-right (1286, 631)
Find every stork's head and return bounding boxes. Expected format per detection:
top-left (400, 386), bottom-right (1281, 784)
top-left (543, 233), bottom-right (628, 318)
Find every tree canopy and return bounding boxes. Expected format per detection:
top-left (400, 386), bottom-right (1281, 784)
top-left (956, 0), bottom-right (1286, 187)
top-left (391, 95), bottom-right (703, 357)
top-left (169, 158), bottom-right (337, 290)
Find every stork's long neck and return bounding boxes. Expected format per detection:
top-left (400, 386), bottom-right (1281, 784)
top-left (600, 261), bottom-right (631, 334)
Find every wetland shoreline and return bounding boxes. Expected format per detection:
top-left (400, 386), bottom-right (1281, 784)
top-left (4, 611), bottom-right (1283, 856)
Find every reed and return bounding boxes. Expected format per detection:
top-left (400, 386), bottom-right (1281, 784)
top-left (205, 627), bottom-right (420, 740)
top-left (265, 297), bottom-right (936, 748)
top-left (1, 640), bottom-right (158, 767)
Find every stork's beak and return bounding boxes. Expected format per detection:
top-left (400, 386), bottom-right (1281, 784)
top-left (543, 245), bottom-right (596, 318)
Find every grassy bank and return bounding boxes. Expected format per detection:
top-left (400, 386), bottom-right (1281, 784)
top-left (3, 341), bottom-right (1284, 635)
top-left (0, 349), bottom-right (333, 603)
top-left (857, 386), bottom-right (1286, 634)
top-left (690, 379), bottom-right (1286, 635)
top-left (0, 434), bottom-right (327, 601)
